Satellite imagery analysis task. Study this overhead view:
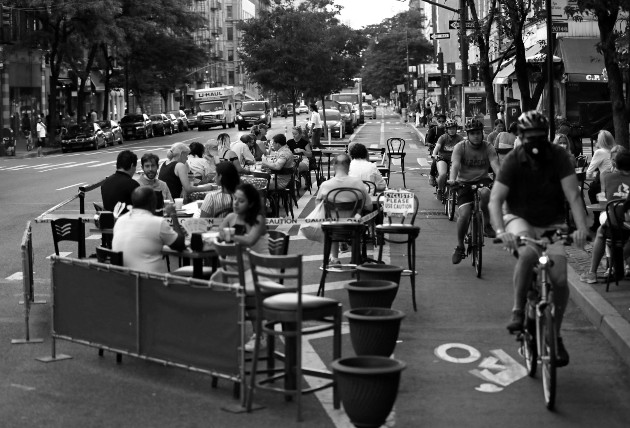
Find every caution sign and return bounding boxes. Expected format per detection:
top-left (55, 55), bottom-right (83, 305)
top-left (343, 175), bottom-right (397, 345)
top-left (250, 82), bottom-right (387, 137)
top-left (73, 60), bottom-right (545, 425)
top-left (383, 190), bottom-right (415, 215)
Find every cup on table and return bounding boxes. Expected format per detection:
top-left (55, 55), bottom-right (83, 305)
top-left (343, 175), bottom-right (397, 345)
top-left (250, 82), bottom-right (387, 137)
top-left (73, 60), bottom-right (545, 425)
top-left (223, 227), bottom-right (236, 243)
top-left (174, 198), bottom-right (184, 210)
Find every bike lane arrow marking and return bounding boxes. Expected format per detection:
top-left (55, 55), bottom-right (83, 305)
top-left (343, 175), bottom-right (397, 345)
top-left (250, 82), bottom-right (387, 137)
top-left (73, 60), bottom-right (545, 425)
top-left (469, 349), bottom-right (527, 387)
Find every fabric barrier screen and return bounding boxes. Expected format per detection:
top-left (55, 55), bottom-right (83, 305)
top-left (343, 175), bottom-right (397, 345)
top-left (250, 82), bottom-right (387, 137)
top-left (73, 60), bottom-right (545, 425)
top-left (138, 279), bottom-right (240, 375)
top-left (53, 262), bottom-right (138, 351)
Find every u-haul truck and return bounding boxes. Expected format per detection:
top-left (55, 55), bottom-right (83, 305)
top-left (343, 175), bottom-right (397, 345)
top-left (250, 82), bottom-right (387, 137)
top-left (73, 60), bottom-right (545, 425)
top-left (194, 86), bottom-right (236, 130)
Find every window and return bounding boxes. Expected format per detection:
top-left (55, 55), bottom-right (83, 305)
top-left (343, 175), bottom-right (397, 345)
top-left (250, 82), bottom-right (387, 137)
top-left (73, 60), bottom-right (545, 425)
top-left (228, 49), bottom-right (234, 61)
top-left (227, 27), bottom-right (233, 41)
top-left (228, 71), bottom-right (235, 85)
top-left (226, 5), bottom-right (232, 19)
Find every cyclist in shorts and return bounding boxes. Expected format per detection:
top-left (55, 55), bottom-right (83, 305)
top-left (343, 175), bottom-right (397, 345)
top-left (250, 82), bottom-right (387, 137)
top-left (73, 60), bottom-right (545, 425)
top-left (426, 113), bottom-right (446, 155)
top-left (489, 111), bottom-right (588, 367)
top-left (448, 119), bottom-right (500, 264)
top-left (432, 118), bottom-right (463, 200)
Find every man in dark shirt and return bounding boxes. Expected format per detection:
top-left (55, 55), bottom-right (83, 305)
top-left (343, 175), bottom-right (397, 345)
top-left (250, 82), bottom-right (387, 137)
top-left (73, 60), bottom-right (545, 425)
top-left (489, 111), bottom-right (588, 368)
top-left (101, 150), bottom-right (139, 214)
top-left (425, 113), bottom-right (446, 154)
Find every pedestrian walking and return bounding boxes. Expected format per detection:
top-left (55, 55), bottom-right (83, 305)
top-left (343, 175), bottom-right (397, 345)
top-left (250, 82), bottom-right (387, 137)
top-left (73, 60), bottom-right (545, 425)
top-left (309, 103), bottom-right (323, 148)
top-left (36, 116), bottom-right (46, 157)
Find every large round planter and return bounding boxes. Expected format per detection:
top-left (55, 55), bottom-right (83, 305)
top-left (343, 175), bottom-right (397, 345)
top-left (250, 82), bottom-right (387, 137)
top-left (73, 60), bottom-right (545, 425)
top-left (345, 280), bottom-right (399, 309)
top-left (357, 264), bottom-right (403, 285)
top-left (332, 356), bottom-right (406, 428)
top-left (345, 308), bottom-right (405, 357)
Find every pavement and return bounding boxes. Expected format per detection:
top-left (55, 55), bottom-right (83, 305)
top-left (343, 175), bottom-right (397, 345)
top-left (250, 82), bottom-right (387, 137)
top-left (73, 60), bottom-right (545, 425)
top-left (408, 119), bottom-right (630, 368)
top-left (2, 133), bottom-right (62, 159)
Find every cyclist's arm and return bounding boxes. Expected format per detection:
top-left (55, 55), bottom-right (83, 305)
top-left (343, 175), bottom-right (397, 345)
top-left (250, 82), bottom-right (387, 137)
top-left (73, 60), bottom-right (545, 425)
top-left (488, 145), bottom-right (501, 177)
top-left (432, 140), bottom-right (442, 158)
top-left (489, 182), bottom-right (508, 234)
top-left (448, 144), bottom-right (462, 182)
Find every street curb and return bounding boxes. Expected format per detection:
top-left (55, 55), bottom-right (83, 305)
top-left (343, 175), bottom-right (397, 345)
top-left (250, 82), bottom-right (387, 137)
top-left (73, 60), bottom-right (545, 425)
top-left (13, 148), bottom-right (62, 159)
top-left (567, 264), bottom-right (630, 367)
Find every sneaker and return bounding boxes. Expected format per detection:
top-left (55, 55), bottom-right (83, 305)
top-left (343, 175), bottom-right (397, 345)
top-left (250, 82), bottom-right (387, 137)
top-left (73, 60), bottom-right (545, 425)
top-left (579, 272), bottom-right (597, 284)
top-left (436, 189), bottom-right (443, 201)
top-left (451, 246), bottom-right (466, 264)
top-left (483, 225), bottom-right (496, 239)
top-left (244, 334), bottom-right (267, 353)
top-left (556, 337), bottom-right (570, 367)
top-left (506, 309), bottom-right (525, 333)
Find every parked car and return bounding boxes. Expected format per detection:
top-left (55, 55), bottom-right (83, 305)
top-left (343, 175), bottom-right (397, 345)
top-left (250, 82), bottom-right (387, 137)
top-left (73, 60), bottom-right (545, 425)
top-left (338, 102), bottom-right (355, 134)
top-left (61, 122), bottom-right (107, 153)
top-left (363, 104), bottom-right (376, 119)
top-left (316, 99), bottom-right (341, 111)
top-left (167, 110), bottom-right (189, 132)
top-left (166, 113), bottom-right (180, 133)
top-left (149, 114), bottom-right (171, 136)
top-left (98, 120), bottom-right (123, 146)
top-left (184, 109), bottom-right (197, 129)
top-left (298, 104), bottom-right (308, 114)
top-left (285, 104), bottom-right (295, 116)
top-left (120, 114), bottom-right (153, 139)
top-left (321, 109), bottom-right (345, 139)
top-left (236, 101), bottom-right (272, 130)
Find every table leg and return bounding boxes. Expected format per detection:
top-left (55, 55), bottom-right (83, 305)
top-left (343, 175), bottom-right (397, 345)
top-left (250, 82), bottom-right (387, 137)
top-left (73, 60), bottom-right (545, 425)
top-left (193, 258), bottom-right (203, 279)
top-left (283, 322), bottom-right (297, 398)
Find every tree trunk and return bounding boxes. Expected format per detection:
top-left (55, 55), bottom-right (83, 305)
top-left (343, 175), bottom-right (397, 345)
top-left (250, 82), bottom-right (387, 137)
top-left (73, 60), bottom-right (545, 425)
top-left (101, 44), bottom-right (110, 121)
top-left (73, 44), bottom-right (98, 122)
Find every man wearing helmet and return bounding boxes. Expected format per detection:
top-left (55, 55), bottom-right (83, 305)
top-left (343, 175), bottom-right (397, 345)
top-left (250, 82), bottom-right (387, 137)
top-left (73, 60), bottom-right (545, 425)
top-left (426, 113), bottom-right (447, 154)
top-left (448, 118), bottom-right (500, 264)
top-left (432, 119), bottom-right (463, 200)
top-left (489, 110), bottom-right (589, 367)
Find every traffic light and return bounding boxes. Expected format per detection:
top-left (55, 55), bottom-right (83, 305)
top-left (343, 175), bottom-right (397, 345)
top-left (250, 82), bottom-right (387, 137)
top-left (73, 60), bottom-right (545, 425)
top-left (437, 51), bottom-right (444, 72)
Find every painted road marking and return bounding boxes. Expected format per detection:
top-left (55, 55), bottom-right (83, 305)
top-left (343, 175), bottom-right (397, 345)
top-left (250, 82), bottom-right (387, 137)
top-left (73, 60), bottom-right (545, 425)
top-left (56, 182), bottom-right (87, 191)
top-left (434, 343), bottom-right (481, 364)
top-left (40, 161), bottom-right (99, 172)
top-left (46, 252), bottom-right (71, 259)
top-left (469, 349), bottom-right (527, 388)
top-left (2, 165), bottom-right (27, 170)
top-left (86, 234), bottom-right (102, 240)
top-left (35, 162), bottom-right (75, 169)
top-left (87, 160), bottom-right (116, 168)
top-left (417, 157), bottom-right (429, 167)
top-left (5, 272), bottom-right (23, 281)
top-left (10, 384), bottom-right (36, 392)
top-left (370, 144), bottom-right (379, 149)
top-left (380, 120), bottom-right (385, 146)
top-left (475, 384), bottom-right (503, 393)
top-left (409, 143), bottom-right (418, 149)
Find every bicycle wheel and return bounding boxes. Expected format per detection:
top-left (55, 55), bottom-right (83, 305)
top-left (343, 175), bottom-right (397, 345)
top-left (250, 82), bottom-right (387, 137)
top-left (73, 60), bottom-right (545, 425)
top-left (470, 217), bottom-right (477, 267)
top-left (522, 309), bottom-right (538, 377)
top-left (540, 304), bottom-right (557, 410)
top-left (475, 211), bottom-right (483, 278)
top-left (447, 188), bottom-right (456, 221)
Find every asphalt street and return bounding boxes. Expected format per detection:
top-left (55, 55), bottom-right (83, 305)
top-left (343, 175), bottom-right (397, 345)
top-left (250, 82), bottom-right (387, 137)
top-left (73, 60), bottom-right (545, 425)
top-left (0, 109), bottom-right (629, 427)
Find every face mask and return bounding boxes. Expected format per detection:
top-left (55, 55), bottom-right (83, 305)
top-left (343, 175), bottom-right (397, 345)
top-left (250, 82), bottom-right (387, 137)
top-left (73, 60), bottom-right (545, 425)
top-left (524, 136), bottom-right (549, 157)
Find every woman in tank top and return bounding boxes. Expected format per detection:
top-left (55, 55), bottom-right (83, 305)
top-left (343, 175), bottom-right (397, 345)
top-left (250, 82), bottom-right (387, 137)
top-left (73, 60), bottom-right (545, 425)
top-left (158, 142), bottom-right (216, 201)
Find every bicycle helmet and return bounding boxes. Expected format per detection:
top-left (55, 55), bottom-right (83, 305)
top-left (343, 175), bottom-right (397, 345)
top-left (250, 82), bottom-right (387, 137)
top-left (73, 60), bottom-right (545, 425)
top-left (465, 118), bottom-right (484, 133)
top-left (444, 118), bottom-right (458, 129)
top-left (517, 110), bottom-right (549, 133)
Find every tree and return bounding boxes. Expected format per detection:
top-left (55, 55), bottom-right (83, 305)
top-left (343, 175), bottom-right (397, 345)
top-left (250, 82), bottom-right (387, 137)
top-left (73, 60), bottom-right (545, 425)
top-left (238, 0), bottom-right (366, 126)
top-left (567, 1), bottom-right (630, 148)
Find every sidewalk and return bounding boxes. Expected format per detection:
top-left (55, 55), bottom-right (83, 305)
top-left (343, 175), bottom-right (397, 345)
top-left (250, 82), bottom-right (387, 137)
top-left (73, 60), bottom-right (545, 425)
top-left (407, 118), bottom-right (630, 368)
top-left (1, 133), bottom-right (62, 159)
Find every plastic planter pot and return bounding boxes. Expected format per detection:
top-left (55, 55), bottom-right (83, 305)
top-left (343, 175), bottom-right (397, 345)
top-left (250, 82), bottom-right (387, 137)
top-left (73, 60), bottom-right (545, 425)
top-left (345, 308), bottom-right (405, 357)
top-left (357, 264), bottom-right (403, 285)
top-left (345, 280), bottom-right (399, 309)
top-left (332, 356), bottom-right (406, 428)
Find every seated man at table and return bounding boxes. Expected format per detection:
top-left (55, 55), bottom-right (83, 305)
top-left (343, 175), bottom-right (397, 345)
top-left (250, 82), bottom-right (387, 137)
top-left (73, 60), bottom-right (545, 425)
top-left (112, 186), bottom-right (186, 273)
top-left (101, 150), bottom-right (140, 214)
top-left (316, 154), bottom-right (372, 265)
top-left (349, 143), bottom-right (387, 192)
top-left (580, 150), bottom-right (630, 283)
top-left (231, 135), bottom-right (256, 169)
top-left (134, 153), bottom-right (173, 203)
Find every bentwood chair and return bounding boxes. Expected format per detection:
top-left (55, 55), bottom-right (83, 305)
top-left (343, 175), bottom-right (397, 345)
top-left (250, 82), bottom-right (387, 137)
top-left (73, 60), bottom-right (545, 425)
top-left (375, 190), bottom-right (420, 311)
top-left (604, 199), bottom-right (628, 291)
top-left (246, 250), bottom-right (341, 422)
top-left (386, 137), bottom-right (407, 188)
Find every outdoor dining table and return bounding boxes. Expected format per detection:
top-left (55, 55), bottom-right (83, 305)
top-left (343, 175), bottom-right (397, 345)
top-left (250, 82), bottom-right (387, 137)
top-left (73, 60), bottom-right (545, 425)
top-left (313, 148), bottom-right (346, 180)
top-left (161, 245), bottom-right (217, 279)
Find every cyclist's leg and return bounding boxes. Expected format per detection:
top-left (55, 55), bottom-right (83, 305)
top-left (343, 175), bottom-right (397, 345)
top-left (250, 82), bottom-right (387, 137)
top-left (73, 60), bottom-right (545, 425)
top-left (436, 160), bottom-right (448, 192)
top-left (456, 203), bottom-right (473, 248)
top-left (547, 242), bottom-right (569, 333)
top-left (505, 215), bottom-right (538, 321)
top-left (478, 186), bottom-right (492, 228)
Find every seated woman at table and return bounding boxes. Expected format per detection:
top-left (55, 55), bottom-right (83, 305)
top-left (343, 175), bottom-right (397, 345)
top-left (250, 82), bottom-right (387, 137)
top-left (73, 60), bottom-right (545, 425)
top-left (241, 133), bottom-right (264, 162)
top-left (580, 151), bottom-right (630, 284)
top-left (158, 143), bottom-right (217, 201)
top-left (261, 134), bottom-right (295, 189)
top-left (216, 133), bottom-right (247, 174)
top-left (200, 162), bottom-right (240, 218)
top-left (252, 124), bottom-right (269, 154)
top-left (601, 145), bottom-right (626, 192)
top-left (187, 141), bottom-right (216, 184)
top-left (552, 133), bottom-right (575, 166)
top-left (287, 125), bottom-right (315, 174)
top-left (348, 142), bottom-right (387, 191)
top-left (586, 130), bottom-right (617, 231)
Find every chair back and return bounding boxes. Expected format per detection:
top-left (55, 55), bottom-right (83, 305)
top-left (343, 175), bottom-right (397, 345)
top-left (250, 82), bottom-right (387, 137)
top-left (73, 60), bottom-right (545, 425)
top-left (605, 199), bottom-right (628, 238)
top-left (93, 202), bottom-right (104, 213)
top-left (248, 250), bottom-right (303, 313)
top-left (51, 218), bottom-right (86, 258)
top-left (386, 137), bottom-right (405, 155)
top-left (377, 190), bottom-right (419, 224)
top-left (323, 187), bottom-right (365, 219)
top-left (213, 240), bottom-right (247, 287)
top-left (575, 155), bottom-right (588, 170)
top-left (95, 246), bottom-right (123, 266)
top-left (267, 230), bottom-right (290, 255)
top-left (367, 147), bottom-right (386, 165)
top-left (363, 180), bottom-right (377, 196)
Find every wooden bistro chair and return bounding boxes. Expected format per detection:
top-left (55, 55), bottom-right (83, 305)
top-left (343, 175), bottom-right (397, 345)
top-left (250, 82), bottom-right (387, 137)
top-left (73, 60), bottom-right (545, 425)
top-left (375, 190), bottom-right (421, 311)
top-left (251, 171), bottom-right (274, 217)
top-left (318, 188), bottom-right (365, 297)
top-left (386, 137), bottom-right (407, 188)
top-left (604, 199), bottom-right (629, 292)
top-left (94, 246), bottom-right (124, 363)
top-left (246, 250), bottom-right (341, 422)
top-left (51, 218), bottom-right (86, 259)
top-left (267, 167), bottom-right (296, 219)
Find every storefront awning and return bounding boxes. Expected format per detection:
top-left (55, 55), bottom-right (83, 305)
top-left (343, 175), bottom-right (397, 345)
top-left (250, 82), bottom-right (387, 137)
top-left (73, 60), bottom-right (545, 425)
top-left (492, 43), bottom-right (546, 85)
top-left (558, 37), bottom-right (606, 83)
top-left (90, 71), bottom-right (105, 92)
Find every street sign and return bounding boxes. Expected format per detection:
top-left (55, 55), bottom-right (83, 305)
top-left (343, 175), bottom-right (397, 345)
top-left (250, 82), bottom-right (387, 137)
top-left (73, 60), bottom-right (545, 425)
top-left (552, 21), bottom-right (568, 33)
top-left (430, 33), bottom-right (450, 40)
top-left (448, 20), bottom-right (474, 30)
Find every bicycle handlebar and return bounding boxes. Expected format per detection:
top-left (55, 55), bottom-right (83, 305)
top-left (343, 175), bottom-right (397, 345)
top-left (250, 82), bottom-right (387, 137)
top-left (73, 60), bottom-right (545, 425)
top-left (447, 181), bottom-right (492, 190)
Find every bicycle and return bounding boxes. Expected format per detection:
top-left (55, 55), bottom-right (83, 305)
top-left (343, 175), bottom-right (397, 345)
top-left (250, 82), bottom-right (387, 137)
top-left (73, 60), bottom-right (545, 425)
top-left (493, 229), bottom-right (571, 410)
top-left (451, 181), bottom-right (490, 278)
top-left (24, 130), bottom-right (33, 152)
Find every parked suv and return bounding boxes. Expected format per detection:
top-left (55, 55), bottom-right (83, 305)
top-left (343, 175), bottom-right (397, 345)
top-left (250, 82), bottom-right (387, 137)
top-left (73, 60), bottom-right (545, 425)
top-left (236, 101), bottom-right (271, 130)
top-left (120, 114), bottom-right (153, 139)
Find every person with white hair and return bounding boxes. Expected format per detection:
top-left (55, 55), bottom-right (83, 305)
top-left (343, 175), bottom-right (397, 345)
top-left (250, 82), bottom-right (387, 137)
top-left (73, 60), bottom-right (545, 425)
top-left (158, 142), bottom-right (216, 200)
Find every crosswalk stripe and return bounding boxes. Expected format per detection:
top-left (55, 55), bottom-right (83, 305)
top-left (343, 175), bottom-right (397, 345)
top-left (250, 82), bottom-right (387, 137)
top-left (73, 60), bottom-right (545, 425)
top-left (39, 161), bottom-right (99, 172)
top-left (56, 182), bottom-right (87, 191)
top-left (417, 157), bottom-right (429, 167)
top-left (87, 160), bottom-right (116, 168)
top-left (2, 165), bottom-right (27, 170)
top-left (410, 143), bottom-right (418, 149)
top-left (370, 144), bottom-right (379, 149)
top-left (34, 162), bottom-right (73, 169)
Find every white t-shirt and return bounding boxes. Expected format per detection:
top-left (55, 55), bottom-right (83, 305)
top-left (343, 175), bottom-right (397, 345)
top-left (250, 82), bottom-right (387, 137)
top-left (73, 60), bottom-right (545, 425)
top-left (36, 121), bottom-right (46, 138)
top-left (349, 159), bottom-right (387, 191)
top-left (310, 111), bottom-right (322, 129)
top-left (112, 209), bottom-right (178, 273)
top-left (230, 141), bottom-right (255, 166)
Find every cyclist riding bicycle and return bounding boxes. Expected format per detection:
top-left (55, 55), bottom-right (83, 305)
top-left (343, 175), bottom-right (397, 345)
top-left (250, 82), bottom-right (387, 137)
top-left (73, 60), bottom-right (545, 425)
top-left (489, 110), bottom-right (589, 367)
top-left (432, 118), bottom-right (463, 200)
top-left (448, 118), bottom-right (500, 264)
top-left (426, 113), bottom-right (446, 154)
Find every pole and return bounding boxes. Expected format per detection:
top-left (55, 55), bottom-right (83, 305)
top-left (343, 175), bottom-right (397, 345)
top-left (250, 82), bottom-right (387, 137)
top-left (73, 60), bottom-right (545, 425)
top-left (545, 0), bottom-right (555, 140)
top-left (439, 51), bottom-right (446, 115)
top-left (459, 0), bottom-right (468, 121)
top-left (406, 28), bottom-right (411, 112)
